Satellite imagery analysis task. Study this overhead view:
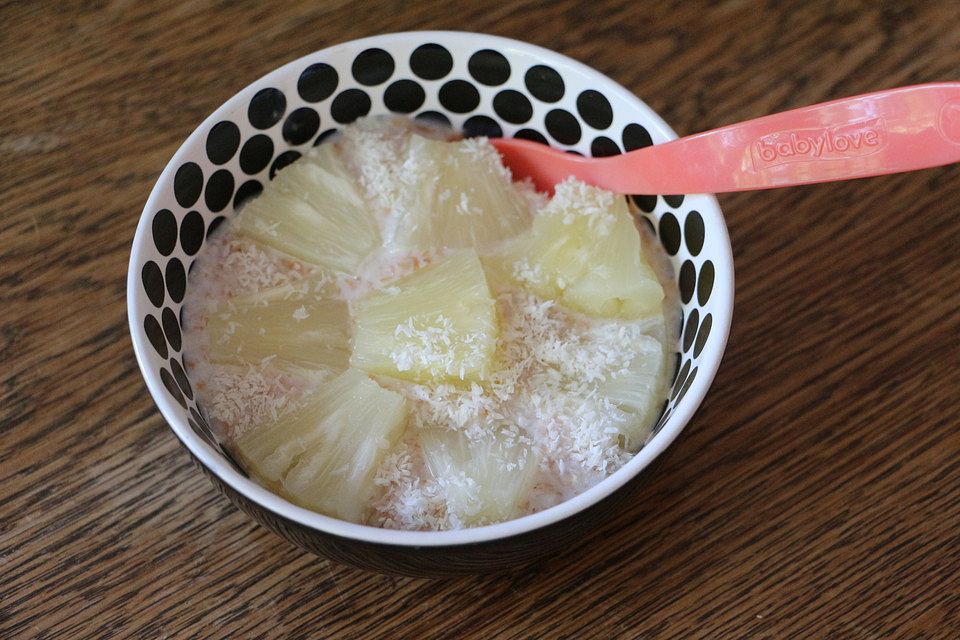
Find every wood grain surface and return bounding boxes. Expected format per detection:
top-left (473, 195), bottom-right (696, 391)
top-left (2, 1), bottom-right (959, 638)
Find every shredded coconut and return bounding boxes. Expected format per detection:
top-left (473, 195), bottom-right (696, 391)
top-left (370, 440), bottom-right (449, 530)
top-left (202, 365), bottom-right (309, 438)
top-left (180, 116), bottom-right (674, 531)
top-left (389, 314), bottom-right (488, 381)
top-left (375, 290), bottom-right (660, 524)
top-left (546, 178), bottom-right (618, 236)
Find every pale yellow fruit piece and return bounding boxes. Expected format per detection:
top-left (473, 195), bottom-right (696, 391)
top-left (603, 334), bottom-right (668, 449)
top-left (393, 135), bottom-right (531, 253)
top-left (231, 144), bottom-right (380, 276)
top-left (205, 280), bottom-right (350, 374)
top-left (351, 250), bottom-right (497, 384)
top-left (420, 427), bottom-right (536, 527)
top-left (235, 368), bottom-right (408, 523)
top-left (282, 377), bottom-right (408, 523)
top-left (492, 179), bottom-right (664, 319)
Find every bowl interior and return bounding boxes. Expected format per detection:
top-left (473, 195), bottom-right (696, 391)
top-left (127, 31), bottom-right (733, 546)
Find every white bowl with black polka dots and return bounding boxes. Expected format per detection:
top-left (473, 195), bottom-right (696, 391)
top-left (127, 31), bottom-right (734, 576)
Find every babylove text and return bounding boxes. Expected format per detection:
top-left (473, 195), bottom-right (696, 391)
top-left (751, 117), bottom-right (885, 169)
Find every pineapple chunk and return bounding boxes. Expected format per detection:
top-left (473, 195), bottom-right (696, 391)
top-left (602, 334), bottom-right (668, 449)
top-left (493, 179), bottom-right (664, 320)
top-left (205, 280), bottom-right (350, 374)
top-left (234, 368), bottom-right (408, 522)
top-left (392, 136), bottom-right (532, 253)
top-left (351, 250), bottom-right (497, 384)
top-left (231, 144), bottom-right (380, 276)
top-left (336, 124), bottom-right (531, 254)
top-left (420, 427), bottom-right (536, 527)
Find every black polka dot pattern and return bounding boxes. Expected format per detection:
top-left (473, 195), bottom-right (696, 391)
top-left (142, 261), bottom-right (164, 308)
top-left (654, 406), bottom-right (672, 433)
top-left (248, 88), bottom-right (286, 129)
top-left (352, 48), bottom-right (394, 86)
top-left (384, 80), bottom-right (426, 114)
top-left (160, 367), bottom-right (186, 409)
top-left (179, 211), bottom-right (205, 256)
top-left (439, 80), bottom-right (480, 113)
top-left (314, 128), bottom-right (339, 146)
top-left (468, 49), bottom-right (510, 86)
top-left (297, 63), bottom-right (338, 102)
top-left (165, 258), bottom-right (186, 303)
top-left (152, 209), bottom-right (177, 256)
top-left (675, 367), bottom-right (698, 404)
top-left (577, 90), bottom-right (613, 130)
top-left (174, 163), bottom-right (203, 208)
top-left (144, 314), bottom-right (167, 359)
top-left (493, 90), bottom-right (533, 124)
top-left (170, 358), bottom-right (192, 399)
top-left (239, 135), bottom-right (274, 174)
top-left (162, 307), bottom-right (182, 352)
top-left (545, 109), bottom-right (581, 145)
top-left (683, 309), bottom-right (699, 353)
top-left (670, 352), bottom-right (683, 385)
top-left (410, 43), bottom-right (453, 80)
top-left (622, 123), bottom-right (653, 151)
top-left (206, 121), bottom-right (240, 165)
top-left (190, 407), bottom-right (207, 428)
top-left (270, 150), bottom-right (301, 179)
top-left (188, 418), bottom-right (211, 447)
top-left (142, 37), bottom-right (728, 461)
top-left (330, 89), bottom-right (371, 123)
top-left (525, 65), bottom-right (564, 102)
top-left (282, 107), bottom-right (320, 145)
top-left (204, 170), bottom-right (234, 213)
top-left (698, 260), bottom-right (715, 306)
top-left (462, 115), bottom-right (502, 139)
top-left (672, 360), bottom-right (691, 400)
top-left (658, 213), bottom-right (681, 255)
top-left (639, 213), bottom-right (655, 234)
top-left (415, 111), bottom-right (452, 129)
top-left (515, 129), bottom-right (549, 145)
top-left (679, 260), bottom-right (696, 304)
top-left (206, 215), bottom-right (227, 239)
top-left (590, 136), bottom-right (620, 157)
top-left (632, 194), bottom-right (657, 213)
top-left (694, 314), bottom-right (712, 358)
top-left (685, 211), bottom-right (704, 256)
top-left (187, 404), bottom-right (235, 463)
top-left (232, 181), bottom-right (262, 210)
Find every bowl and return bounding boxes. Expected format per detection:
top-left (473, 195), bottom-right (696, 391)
top-left (127, 31), bottom-right (734, 577)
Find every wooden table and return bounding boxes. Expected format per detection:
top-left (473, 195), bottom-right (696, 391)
top-left (3, 1), bottom-right (959, 637)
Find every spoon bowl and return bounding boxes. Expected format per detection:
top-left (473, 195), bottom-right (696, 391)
top-left (127, 31), bottom-right (735, 576)
top-left (492, 82), bottom-right (960, 194)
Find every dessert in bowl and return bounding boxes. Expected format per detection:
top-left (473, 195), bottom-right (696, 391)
top-left (127, 31), bottom-right (733, 576)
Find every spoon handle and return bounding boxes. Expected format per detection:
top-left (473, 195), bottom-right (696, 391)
top-left (598, 82), bottom-right (960, 193)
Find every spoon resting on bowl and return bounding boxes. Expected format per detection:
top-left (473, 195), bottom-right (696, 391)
top-left (490, 82), bottom-right (960, 194)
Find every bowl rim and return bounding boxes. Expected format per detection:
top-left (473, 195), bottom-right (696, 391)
top-left (127, 30), bottom-right (734, 548)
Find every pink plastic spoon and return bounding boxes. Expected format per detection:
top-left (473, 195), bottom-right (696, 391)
top-left (490, 82), bottom-right (960, 193)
